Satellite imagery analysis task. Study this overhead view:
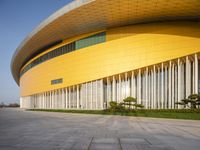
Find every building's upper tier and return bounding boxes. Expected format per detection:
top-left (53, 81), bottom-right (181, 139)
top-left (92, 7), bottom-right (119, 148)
top-left (11, 0), bottom-right (200, 85)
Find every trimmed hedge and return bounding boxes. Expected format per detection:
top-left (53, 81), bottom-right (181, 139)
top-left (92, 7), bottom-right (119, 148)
top-left (28, 109), bottom-right (200, 120)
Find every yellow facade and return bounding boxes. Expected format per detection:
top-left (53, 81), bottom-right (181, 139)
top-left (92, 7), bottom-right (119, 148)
top-left (20, 21), bottom-right (200, 96)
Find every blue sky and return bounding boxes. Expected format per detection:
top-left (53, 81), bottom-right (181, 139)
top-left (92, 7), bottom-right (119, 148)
top-left (0, 0), bottom-right (72, 104)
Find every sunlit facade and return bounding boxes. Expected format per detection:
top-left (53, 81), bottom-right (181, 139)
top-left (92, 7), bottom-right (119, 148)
top-left (11, 0), bottom-right (200, 109)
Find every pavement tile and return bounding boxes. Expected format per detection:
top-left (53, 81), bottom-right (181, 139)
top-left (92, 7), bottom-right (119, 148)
top-left (120, 138), bottom-right (148, 145)
top-left (92, 138), bottom-right (119, 144)
top-left (89, 143), bottom-right (121, 150)
top-left (121, 144), bottom-right (138, 150)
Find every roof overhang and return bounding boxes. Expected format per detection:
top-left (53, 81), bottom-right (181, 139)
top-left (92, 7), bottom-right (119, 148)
top-left (11, 0), bottom-right (200, 85)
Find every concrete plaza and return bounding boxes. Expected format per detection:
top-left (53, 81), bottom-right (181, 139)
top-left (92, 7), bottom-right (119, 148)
top-left (0, 108), bottom-right (200, 150)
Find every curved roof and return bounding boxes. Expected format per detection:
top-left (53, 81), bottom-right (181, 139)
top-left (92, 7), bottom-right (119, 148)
top-left (11, 0), bottom-right (200, 85)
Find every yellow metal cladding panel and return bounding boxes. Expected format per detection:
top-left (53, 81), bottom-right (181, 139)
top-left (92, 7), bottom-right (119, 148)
top-left (20, 22), bottom-right (200, 96)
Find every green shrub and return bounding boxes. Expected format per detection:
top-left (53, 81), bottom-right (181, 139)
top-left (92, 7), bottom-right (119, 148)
top-left (176, 93), bottom-right (200, 109)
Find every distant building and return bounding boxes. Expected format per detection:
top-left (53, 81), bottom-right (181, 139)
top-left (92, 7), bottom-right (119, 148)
top-left (11, 0), bottom-right (200, 109)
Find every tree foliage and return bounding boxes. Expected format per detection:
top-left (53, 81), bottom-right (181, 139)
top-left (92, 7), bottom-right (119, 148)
top-left (123, 96), bottom-right (137, 109)
top-left (176, 94), bottom-right (200, 109)
top-left (108, 96), bottom-right (144, 112)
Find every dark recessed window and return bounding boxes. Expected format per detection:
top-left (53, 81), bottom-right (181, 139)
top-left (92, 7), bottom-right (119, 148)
top-left (51, 78), bottom-right (63, 85)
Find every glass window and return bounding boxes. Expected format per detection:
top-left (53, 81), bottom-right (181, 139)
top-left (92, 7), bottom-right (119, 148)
top-left (51, 78), bottom-right (63, 85)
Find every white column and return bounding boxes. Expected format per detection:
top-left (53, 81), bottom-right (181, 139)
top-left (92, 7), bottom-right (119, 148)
top-left (48, 92), bottom-right (50, 109)
top-left (134, 74), bottom-right (136, 98)
top-left (44, 93), bottom-right (46, 109)
top-left (46, 93), bottom-right (48, 109)
top-left (63, 89), bottom-right (65, 109)
top-left (41, 94), bottom-right (43, 109)
top-left (42, 94), bottom-right (43, 108)
top-left (57, 90), bottom-right (59, 109)
top-left (40, 94), bottom-right (42, 109)
top-left (53, 91), bottom-right (55, 109)
top-left (65, 88), bottom-right (68, 108)
top-left (153, 65), bottom-right (156, 109)
top-left (46, 92), bottom-right (50, 109)
top-left (193, 60), bottom-right (195, 93)
top-left (125, 73), bottom-right (128, 98)
top-left (82, 84), bottom-right (84, 109)
top-left (119, 74), bottom-right (122, 102)
top-left (195, 54), bottom-right (198, 94)
top-left (73, 86), bottom-right (75, 109)
top-left (77, 85), bottom-right (79, 109)
top-left (38, 94), bottom-right (40, 108)
top-left (107, 77), bottom-right (111, 108)
top-left (43, 93), bottom-right (45, 109)
top-left (100, 79), bottom-right (104, 109)
top-left (186, 56), bottom-right (191, 98)
top-left (178, 58), bottom-right (181, 107)
top-left (20, 97), bottom-right (22, 108)
top-left (39, 94), bottom-right (40, 108)
top-left (85, 84), bottom-right (87, 109)
top-left (45, 92), bottom-right (47, 109)
top-left (131, 71), bottom-right (134, 97)
top-left (172, 63), bottom-right (175, 109)
top-left (58, 90), bottom-right (60, 108)
top-left (45, 93), bottom-right (47, 109)
top-left (161, 63), bottom-right (164, 109)
top-left (174, 64), bottom-right (178, 108)
top-left (54, 91), bottom-right (56, 109)
top-left (169, 61), bottom-right (172, 109)
top-left (80, 85), bottom-right (83, 109)
top-left (95, 80), bottom-right (98, 109)
top-left (157, 67), bottom-right (160, 109)
top-left (56, 90), bottom-right (58, 109)
top-left (69, 87), bottom-right (71, 109)
top-left (164, 66), bottom-right (168, 109)
top-left (138, 69), bottom-right (141, 104)
top-left (59, 90), bottom-right (61, 109)
top-left (51, 91), bottom-right (53, 109)
top-left (145, 67), bottom-right (148, 109)
top-left (151, 70), bottom-right (154, 109)
top-left (49, 92), bottom-right (51, 109)
top-left (60, 89), bottom-right (63, 109)
top-left (112, 76), bottom-right (116, 101)
top-left (55, 90), bottom-right (57, 109)
top-left (90, 82), bottom-right (94, 109)
top-left (60, 90), bottom-right (62, 109)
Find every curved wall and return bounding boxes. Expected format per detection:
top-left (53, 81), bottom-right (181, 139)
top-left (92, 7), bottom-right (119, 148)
top-left (20, 21), bottom-right (200, 97)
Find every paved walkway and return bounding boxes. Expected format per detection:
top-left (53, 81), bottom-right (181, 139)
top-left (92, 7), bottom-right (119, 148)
top-left (0, 108), bottom-right (200, 150)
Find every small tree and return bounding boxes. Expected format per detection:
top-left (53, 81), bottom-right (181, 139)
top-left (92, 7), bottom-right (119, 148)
top-left (176, 94), bottom-right (200, 109)
top-left (108, 96), bottom-right (144, 112)
top-left (123, 96), bottom-right (136, 109)
top-left (133, 103), bottom-right (144, 109)
top-left (123, 96), bottom-right (144, 109)
top-left (188, 94), bottom-right (200, 109)
top-left (109, 101), bottom-right (118, 110)
top-left (108, 101), bottom-right (125, 112)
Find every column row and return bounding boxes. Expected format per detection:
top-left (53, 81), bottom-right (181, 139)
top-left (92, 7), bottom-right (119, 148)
top-left (20, 53), bottom-right (199, 109)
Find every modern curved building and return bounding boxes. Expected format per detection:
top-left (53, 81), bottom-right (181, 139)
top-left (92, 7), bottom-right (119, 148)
top-left (11, 0), bottom-right (200, 109)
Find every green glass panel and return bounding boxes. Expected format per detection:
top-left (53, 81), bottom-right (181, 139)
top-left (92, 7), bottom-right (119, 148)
top-left (75, 32), bottom-right (106, 50)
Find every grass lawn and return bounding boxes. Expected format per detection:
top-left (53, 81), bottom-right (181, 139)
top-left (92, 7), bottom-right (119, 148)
top-left (28, 109), bottom-right (200, 120)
